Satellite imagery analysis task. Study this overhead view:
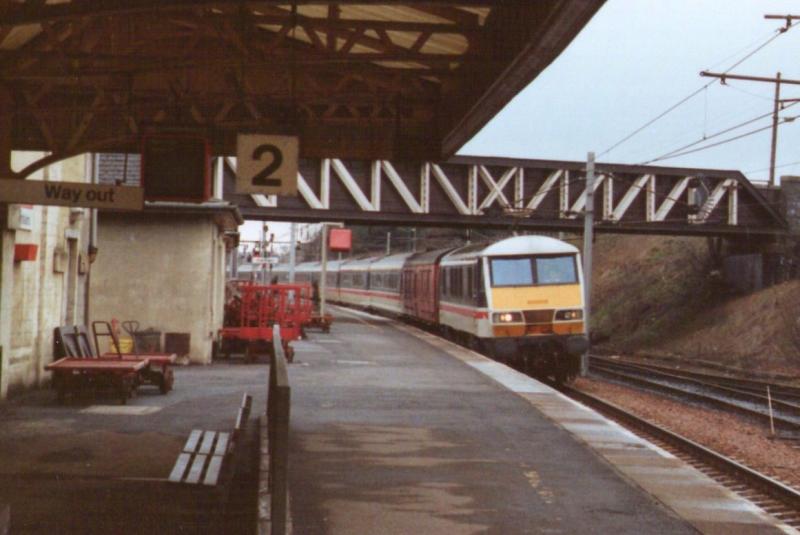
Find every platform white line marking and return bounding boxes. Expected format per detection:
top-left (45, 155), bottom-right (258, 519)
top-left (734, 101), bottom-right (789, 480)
top-left (81, 405), bottom-right (161, 415)
top-left (331, 306), bottom-right (381, 330)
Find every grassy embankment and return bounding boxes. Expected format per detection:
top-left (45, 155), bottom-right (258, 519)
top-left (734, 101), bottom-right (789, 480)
top-left (590, 235), bottom-right (800, 376)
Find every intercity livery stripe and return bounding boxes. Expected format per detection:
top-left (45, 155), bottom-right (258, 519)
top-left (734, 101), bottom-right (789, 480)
top-left (338, 287), bottom-right (401, 301)
top-left (439, 302), bottom-right (488, 319)
top-left (334, 288), bottom-right (486, 318)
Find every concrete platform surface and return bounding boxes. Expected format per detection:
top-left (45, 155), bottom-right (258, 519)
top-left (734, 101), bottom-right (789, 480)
top-left (288, 306), bottom-right (793, 535)
top-left (0, 306), bottom-right (794, 534)
top-left (0, 362), bottom-right (266, 534)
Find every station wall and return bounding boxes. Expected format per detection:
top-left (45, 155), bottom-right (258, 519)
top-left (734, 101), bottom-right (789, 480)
top-left (90, 213), bottom-right (227, 364)
top-left (0, 152), bottom-right (92, 399)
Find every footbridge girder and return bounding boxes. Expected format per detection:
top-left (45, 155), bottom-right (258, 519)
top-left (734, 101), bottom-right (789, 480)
top-left (223, 155), bottom-right (787, 237)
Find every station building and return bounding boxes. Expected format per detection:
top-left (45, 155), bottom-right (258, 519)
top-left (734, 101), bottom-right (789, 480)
top-left (0, 152), bottom-right (92, 399)
top-left (0, 152), bottom-right (241, 400)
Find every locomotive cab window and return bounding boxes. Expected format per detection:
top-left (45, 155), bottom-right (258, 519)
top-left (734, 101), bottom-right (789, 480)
top-left (536, 256), bottom-right (577, 285)
top-left (490, 258), bottom-right (533, 286)
top-left (490, 255), bottom-right (577, 287)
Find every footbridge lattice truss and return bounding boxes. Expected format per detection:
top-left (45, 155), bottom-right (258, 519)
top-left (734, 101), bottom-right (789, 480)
top-left (223, 156), bottom-right (786, 237)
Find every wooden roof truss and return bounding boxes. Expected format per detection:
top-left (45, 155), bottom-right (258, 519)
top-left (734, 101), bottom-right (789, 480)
top-left (0, 1), bottom-right (604, 177)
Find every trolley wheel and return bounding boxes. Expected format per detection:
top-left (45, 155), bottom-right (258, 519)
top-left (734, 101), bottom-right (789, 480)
top-left (118, 377), bottom-right (134, 405)
top-left (159, 369), bottom-right (174, 394)
top-left (245, 344), bottom-right (256, 364)
top-left (284, 343), bottom-right (295, 363)
top-left (221, 339), bottom-right (231, 360)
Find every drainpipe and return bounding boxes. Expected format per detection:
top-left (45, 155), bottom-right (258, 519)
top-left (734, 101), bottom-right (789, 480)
top-left (84, 154), bottom-right (97, 325)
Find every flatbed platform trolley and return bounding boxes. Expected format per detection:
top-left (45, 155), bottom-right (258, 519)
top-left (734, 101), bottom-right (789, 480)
top-left (216, 282), bottom-right (313, 363)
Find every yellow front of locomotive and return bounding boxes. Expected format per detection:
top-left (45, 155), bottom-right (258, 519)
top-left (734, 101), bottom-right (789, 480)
top-left (479, 236), bottom-right (588, 379)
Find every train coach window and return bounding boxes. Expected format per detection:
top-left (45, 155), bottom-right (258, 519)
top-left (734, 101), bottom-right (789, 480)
top-left (490, 258), bottom-right (533, 286)
top-left (451, 268), bottom-right (463, 298)
top-left (536, 256), bottom-right (577, 285)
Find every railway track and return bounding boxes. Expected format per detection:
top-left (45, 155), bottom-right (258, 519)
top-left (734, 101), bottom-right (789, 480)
top-left (592, 356), bottom-right (800, 403)
top-left (589, 356), bottom-right (800, 437)
top-left (561, 385), bottom-right (800, 529)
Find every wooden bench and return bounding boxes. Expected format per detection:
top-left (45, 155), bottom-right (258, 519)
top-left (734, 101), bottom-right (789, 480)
top-left (169, 393), bottom-right (252, 487)
top-left (0, 503), bottom-right (9, 535)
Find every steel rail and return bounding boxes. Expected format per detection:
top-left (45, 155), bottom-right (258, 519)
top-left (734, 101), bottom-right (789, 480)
top-left (562, 386), bottom-right (800, 526)
top-left (590, 357), bottom-right (800, 419)
top-left (589, 361), bottom-right (800, 433)
top-left (591, 355), bottom-right (800, 402)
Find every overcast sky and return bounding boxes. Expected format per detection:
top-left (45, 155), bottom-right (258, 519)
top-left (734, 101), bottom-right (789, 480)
top-left (461, 0), bottom-right (800, 179)
top-left (243, 0), bottom-right (800, 242)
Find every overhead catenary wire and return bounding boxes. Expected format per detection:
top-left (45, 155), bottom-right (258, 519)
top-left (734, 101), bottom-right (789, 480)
top-left (644, 115), bottom-right (798, 164)
top-left (745, 159), bottom-right (800, 175)
top-left (598, 25), bottom-right (792, 159)
top-left (639, 101), bottom-right (800, 165)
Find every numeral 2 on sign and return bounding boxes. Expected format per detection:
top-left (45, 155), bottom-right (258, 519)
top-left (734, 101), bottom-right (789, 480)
top-left (251, 144), bottom-right (283, 187)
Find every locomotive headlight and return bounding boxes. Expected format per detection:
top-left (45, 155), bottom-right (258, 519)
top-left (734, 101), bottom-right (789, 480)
top-left (492, 312), bottom-right (523, 323)
top-left (555, 309), bottom-right (583, 321)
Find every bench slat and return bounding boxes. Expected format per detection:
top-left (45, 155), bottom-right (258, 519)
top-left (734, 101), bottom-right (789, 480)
top-left (169, 453), bottom-right (192, 483)
top-left (171, 392), bottom-right (252, 487)
top-left (213, 432), bottom-right (230, 456)
top-left (183, 429), bottom-right (203, 453)
top-left (203, 455), bottom-right (224, 486)
top-left (185, 454), bottom-right (207, 484)
top-left (234, 410), bottom-right (245, 434)
top-left (198, 431), bottom-right (216, 455)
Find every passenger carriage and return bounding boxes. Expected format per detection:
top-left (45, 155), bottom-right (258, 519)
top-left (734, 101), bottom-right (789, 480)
top-left (401, 248), bottom-right (449, 324)
top-left (366, 253), bottom-right (411, 315)
top-left (337, 256), bottom-right (378, 308)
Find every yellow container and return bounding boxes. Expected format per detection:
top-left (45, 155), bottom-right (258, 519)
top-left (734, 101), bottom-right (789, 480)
top-left (112, 337), bottom-right (134, 354)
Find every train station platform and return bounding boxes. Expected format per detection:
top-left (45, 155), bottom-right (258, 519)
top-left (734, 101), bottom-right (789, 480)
top-left (0, 307), bottom-right (793, 534)
top-left (288, 306), bottom-right (794, 535)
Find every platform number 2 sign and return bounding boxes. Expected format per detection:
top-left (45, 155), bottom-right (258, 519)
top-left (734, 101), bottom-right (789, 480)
top-left (235, 134), bottom-right (299, 195)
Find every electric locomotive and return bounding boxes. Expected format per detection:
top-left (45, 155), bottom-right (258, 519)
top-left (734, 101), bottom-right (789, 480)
top-left (437, 235), bottom-right (587, 382)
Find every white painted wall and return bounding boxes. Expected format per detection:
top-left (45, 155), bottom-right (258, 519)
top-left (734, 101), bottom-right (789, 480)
top-left (0, 152), bottom-right (91, 399)
top-left (90, 213), bottom-right (227, 364)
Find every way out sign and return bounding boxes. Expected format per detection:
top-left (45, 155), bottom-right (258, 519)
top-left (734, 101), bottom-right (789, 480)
top-left (236, 134), bottom-right (298, 195)
top-left (0, 180), bottom-right (144, 211)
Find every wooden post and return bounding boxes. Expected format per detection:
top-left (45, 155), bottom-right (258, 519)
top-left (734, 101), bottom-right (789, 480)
top-left (769, 72), bottom-right (782, 187)
top-left (0, 503), bottom-right (9, 535)
top-left (269, 324), bottom-right (291, 535)
top-left (0, 87), bottom-right (12, 178)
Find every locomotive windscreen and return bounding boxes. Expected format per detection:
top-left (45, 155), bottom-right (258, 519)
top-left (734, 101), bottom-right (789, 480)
top-left (490, 255), bottom-right (577, 287)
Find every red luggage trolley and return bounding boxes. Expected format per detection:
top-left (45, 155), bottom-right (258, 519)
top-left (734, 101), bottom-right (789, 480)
top-left (216, 282), bottom-right (313, 363)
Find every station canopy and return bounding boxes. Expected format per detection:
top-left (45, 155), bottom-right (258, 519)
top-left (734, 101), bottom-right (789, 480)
top-left (0, 1), bottom-right (603, 171)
